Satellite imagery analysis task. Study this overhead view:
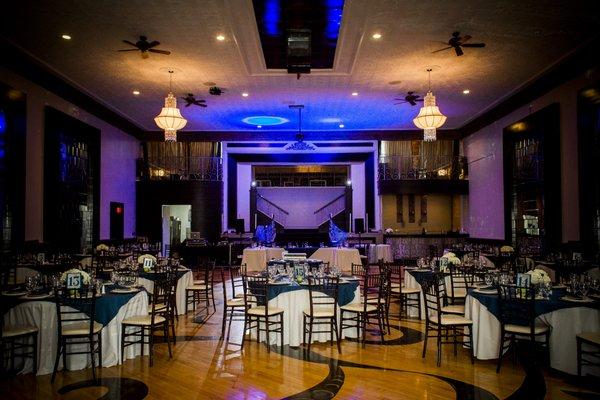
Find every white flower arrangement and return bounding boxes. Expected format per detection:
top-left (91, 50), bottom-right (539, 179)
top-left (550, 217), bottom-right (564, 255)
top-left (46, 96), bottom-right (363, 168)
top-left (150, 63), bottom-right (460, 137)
top-left (96, 244), bottom-right (109, 251)
top-left (526, 269), bottom-right (551, 285)
top-left (385, 228), bottom-right (394, 234)
top-left (500, 245), bottom-right (514, 253)
top-left (61, 268), bottom-right (92, 285)
top-left (441, 252), bottom-right (461, 266)
top-left (137, 254), bottom-right (157, 265)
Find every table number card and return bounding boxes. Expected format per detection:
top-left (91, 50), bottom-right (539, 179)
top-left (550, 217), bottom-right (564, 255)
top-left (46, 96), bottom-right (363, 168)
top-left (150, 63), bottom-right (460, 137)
top-left (517, 273), bottom-right (531, 287)
top-left (143, 258), bottom-right (154, 271)
top-left (66, 273), bottom-right (82, 289)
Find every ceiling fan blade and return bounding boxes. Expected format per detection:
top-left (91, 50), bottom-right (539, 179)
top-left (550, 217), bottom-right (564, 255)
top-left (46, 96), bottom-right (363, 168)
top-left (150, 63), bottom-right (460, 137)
top-left (454, 46), bottom-right (464, 56)
top-left (148, 49), bottom-right (171, 55)
top-left (462, 43), bottom-right (485, 48)
top-left (185, 103), bottom-right (191, 107)
top-left (432, 46), bottom-right (452, 53)
top-left (122, 40), bottom-right (137, 47)
top-left (141, 51), bottom-right (149, 59)
top-left (147, 40), bottom-right (160, 48)
top-left (394, 101), bottom-right (407, 105)
top-left (198, 104), bottom-right (207, 107)
top-left (118, 49), bottom-right (139, 52)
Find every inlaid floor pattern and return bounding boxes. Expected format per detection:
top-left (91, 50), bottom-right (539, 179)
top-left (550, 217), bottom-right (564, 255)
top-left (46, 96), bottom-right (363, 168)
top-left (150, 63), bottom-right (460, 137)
top-left (1, 286), bottom-right (597, 400)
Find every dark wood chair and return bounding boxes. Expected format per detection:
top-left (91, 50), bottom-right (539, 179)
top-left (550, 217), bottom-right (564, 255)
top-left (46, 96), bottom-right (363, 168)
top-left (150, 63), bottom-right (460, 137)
top-left (1, 306), bottom-right (38, 375)
top-left (241, 275), bottom-right (284, 352)
top-left (421, 274), bottom-right (474, 367)
top-left (303, 276), bottom-right (341, 352)
top-left (576, 332), bottom-right (600, 376)
top-left (52, 286), bottom-right (102, 382)
top-left (496, 284), bottom-right (550, 373)
top-left (219, 266), bottom-right (246, 342)
top-left (445, 267), bottom-right (468, 305)
top-left (185, 262), bottom-right (215, 315)
top-left (121, 273), bottom-right (174, 366)
top-left (389, 264), bottom-right (422, 321)
top-left (340, 270), bottom-right (387, 346)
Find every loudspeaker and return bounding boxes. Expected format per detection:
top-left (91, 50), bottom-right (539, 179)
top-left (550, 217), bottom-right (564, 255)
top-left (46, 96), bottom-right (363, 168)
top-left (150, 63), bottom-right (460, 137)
top-left (235, 219), bottom-right (245, 234)
top-left (354, 218), bottom-right (365, 234)
top-left (287, 29), bottom-right (311, 74)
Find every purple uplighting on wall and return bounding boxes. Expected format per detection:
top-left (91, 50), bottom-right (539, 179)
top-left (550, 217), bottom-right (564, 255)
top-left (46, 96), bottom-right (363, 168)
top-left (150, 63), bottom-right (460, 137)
top-left (464, 128), bottom-right (504, 240)
top-left (100, 127), bottom-right (138, 239)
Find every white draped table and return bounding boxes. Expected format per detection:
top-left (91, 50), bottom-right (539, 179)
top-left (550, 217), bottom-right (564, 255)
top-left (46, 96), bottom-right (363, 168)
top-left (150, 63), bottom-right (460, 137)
top-left (309, 248), bottom-right (362, 273)
top-left (367, 244), bottom-right (393, 264)
top-left (465, 293), bottom-right (600, 375)
top-left (242, 248), bottom-right (285, 272)
top-left (3, 291), bottom-right (149, 375)
top-left (138, 269), bottom-right (193, 316)
top-left (251, 283), bottom-right (361, 346)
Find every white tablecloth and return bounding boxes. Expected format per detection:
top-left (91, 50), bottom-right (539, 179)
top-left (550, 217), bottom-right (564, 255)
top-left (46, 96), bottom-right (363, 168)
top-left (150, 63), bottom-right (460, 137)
top-left (368, 244), bottom-right (393, 264)
top-left (251, 285), bottom-right (361, 346)
top-left (242, 248), bottom-right (284, 272)
top-left (465, 294), bottom-right (600, 375)
top-left (3, 291), bottom-right (149, 375)
top-left (138, 270), bottom-right (193, 316)
top-left (309, 248), bottom-right (362, 273)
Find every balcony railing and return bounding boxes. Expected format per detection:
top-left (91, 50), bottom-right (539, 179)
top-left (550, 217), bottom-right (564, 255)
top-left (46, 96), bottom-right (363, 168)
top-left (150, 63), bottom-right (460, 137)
top-left (378, 155), bottom-right (468, 181)
top-left (139, 156), bottom-right (223, 181)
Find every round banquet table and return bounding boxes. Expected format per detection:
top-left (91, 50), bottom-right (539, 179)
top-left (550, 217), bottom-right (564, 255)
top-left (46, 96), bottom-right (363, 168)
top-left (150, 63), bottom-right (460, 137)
top-left (465, 288), bottom-right (600, 375)
top-left (137, 268), bottom-right (193, 316)
top-left (241, 247), bottom-right (285, 272)
top-left (250, 280), bottom-right (361, 346)
top-left (367, 244), bottom-right (393, 264)
top-left (2, 290), bottom-right (149, 375)
top-left (309, 248), bottom-right (362, 273)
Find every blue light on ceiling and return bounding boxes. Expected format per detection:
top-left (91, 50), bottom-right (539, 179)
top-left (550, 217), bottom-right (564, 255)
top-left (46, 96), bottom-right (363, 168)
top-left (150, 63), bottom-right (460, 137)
top-left (325, 0), bottom-right (344, 40)
top-left (263, 0), bottom-right (281, 36)
top-left (0, 108), bottom-right (6, 134)
top-left (242, 116), bottom-right (289, 126)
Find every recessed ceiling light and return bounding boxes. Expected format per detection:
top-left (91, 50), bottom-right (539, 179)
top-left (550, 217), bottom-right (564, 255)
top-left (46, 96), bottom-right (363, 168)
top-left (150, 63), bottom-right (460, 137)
top-left (462, 89), bottom-right (471, 94)
top-left (257, 125), bottom-right (262, 129)
top-left (351, 92), bottom-right (358, 96)
top-left (216, 34), bottom-right (226, 41)
top-left (132, 90), bottom-right (140, 95)
top-left (61, 34), bottom-right (71, 40)
top-left (242, 92), bottom-right (249, 97)
top-left (371, 33), bottom-right (382, 39)
top-left (339, 124), bottom-right (345, 128)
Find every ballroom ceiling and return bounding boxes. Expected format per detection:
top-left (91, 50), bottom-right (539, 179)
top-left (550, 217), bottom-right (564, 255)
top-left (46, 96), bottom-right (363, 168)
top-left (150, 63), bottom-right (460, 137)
top-left (1, 0), bottom-right (598, 133)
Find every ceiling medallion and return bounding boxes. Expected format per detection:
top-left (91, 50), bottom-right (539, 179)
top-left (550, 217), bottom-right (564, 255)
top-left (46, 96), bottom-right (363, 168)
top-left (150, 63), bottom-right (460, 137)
top-left (412, 69), bottom-right (446, 142)
top-left (286, 141), bottom-right (315, 151)
top-left (154, 71), bottom-right (187, 142)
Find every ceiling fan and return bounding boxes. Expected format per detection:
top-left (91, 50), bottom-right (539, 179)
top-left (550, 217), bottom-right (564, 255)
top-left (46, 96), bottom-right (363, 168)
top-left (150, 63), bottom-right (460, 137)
top-left (394, 91), bottom-right (424, 106)
top-left (118, 36), bottom-right (171, 58)
top-left (432, 31), bottom-right (485, 57)
top-left (181, 93), bottom-right (207, 108)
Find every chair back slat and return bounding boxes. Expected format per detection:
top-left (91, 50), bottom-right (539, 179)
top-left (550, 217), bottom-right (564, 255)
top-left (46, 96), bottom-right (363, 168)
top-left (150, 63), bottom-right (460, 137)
top-left (307, 276), bottom-right (339, 316)
top-left (55, 286), bottom-right (98, 335)
top-left (498, 284), bottom-right (536, 328)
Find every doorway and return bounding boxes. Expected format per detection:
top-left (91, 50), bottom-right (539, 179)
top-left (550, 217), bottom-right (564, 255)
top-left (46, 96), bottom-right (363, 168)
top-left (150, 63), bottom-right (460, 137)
top-left (161, 205), bottom-right (191, 257)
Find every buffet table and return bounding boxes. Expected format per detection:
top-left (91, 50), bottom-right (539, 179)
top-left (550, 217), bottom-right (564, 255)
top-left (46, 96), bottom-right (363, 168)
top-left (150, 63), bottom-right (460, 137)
top-left (3, 290), bottom-right (149, 375)
top-left (250, 280), bottom-right (360, 346)
top-left (465, 288), bottom-right (600, 375)
top-left (241, 248), bottom-right (285, 272)
top-left (309, 248), bottom-right (361, 272)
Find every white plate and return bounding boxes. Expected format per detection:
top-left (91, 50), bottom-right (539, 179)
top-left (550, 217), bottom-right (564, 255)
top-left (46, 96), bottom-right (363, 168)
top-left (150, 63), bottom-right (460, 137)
top-left (2, 291), bottom-right (28, 297)
top-left (344, 276), bottom-right (360, 281)
top-left (552, 284), bottom-right (567, 289)
top-left (21, 293), bottom-right (52, 300)
top-left (111, 288), bottom-right (139, 294)
top-left (473, 288), bottom-right (497, 295)
top-left (560, 296), bottom-right (594, 303)
top-left (269, 281), bottom-right (291, 285)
